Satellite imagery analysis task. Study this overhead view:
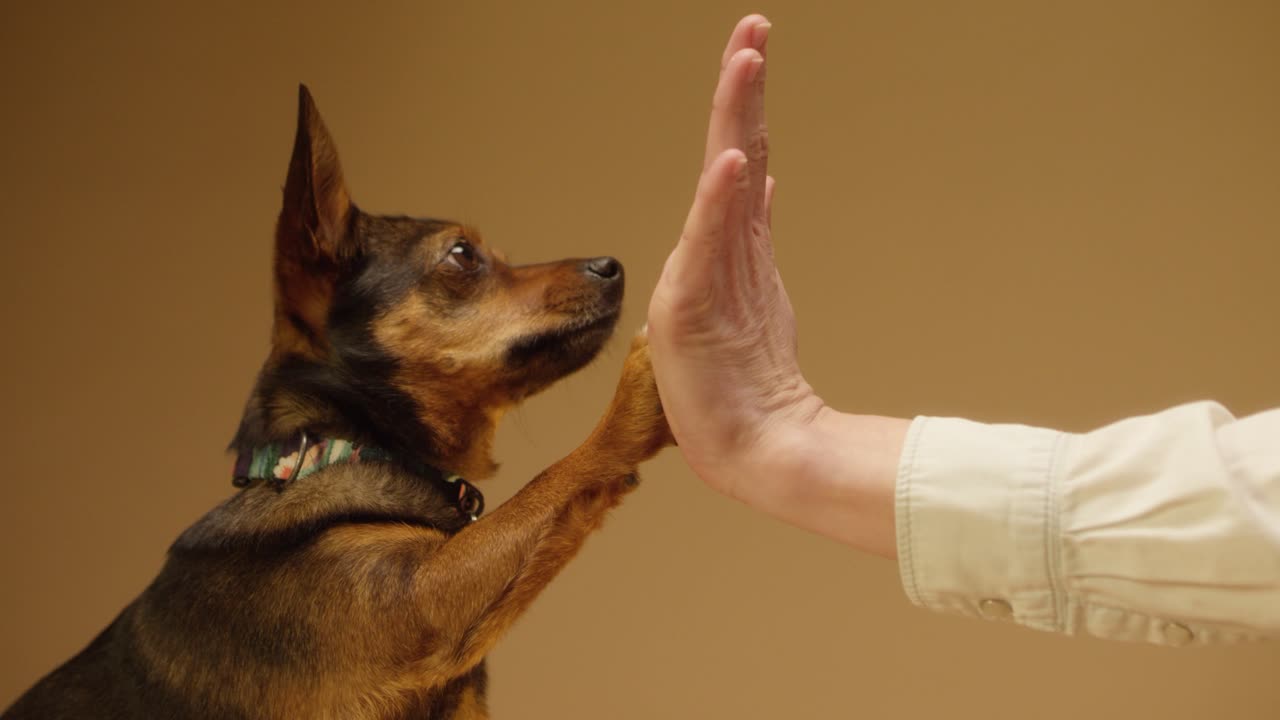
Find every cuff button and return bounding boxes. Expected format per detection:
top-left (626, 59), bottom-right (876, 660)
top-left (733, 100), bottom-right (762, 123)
top-left (1162, 621), bottom-right (1194, 647)
top-left (979, 598), bottom-right (1015, 621)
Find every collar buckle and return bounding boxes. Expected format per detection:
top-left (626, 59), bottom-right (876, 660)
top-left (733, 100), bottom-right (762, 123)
top-left (446, 474), bottom-right (484, 522)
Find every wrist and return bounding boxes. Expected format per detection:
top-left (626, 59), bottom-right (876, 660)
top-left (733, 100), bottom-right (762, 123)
top-left (751, 405), bottom-right (909, 559)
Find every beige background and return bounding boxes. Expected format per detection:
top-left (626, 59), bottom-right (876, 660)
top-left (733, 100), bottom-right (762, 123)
top-left (2, 1), bottom-right (1278, 717)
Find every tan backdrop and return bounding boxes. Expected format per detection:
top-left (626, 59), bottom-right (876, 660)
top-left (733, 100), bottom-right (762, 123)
top-left (2, 1), bottom-right (1278, 717)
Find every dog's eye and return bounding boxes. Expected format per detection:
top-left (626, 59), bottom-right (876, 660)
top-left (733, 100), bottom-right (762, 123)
top-left (446, 241), bottom-right (480, 271)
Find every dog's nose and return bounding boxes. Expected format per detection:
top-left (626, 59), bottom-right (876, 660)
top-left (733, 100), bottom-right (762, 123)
top-left (583, 256), bottom-right (622, 281)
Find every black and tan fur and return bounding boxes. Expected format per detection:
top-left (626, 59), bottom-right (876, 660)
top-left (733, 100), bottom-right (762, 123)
top-left (3, 86), bottom-right (673, 719)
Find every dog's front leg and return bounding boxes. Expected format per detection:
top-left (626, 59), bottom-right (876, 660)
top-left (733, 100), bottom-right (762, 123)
top-left (413, 331), bottom-right (673, 679)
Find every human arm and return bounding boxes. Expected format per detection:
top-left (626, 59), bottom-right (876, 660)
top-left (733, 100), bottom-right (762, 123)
top-left (646, 14), bottom-right (1280, 645)
top-left (900, 401), bottom-right (1280, 645)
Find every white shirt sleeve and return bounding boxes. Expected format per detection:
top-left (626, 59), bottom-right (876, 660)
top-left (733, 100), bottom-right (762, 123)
top-left (894, 401), bottom-right (1280, 646)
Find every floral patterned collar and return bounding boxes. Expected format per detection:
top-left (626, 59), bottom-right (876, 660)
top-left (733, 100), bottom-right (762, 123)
top-left (231, 432), bottom-right (484, 521)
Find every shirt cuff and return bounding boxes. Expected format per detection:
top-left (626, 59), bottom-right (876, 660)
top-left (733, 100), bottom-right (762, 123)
top-left (895, 415), bottom-right (1069, 633)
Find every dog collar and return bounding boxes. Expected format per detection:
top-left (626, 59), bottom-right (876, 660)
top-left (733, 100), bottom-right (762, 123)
top-left (231, 431), bottom-right (484, 522)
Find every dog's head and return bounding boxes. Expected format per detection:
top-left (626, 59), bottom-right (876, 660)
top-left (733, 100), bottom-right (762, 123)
top-left (233, 86), bottom-right (622, 478)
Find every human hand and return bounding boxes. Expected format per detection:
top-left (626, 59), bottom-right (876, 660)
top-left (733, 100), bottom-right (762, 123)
top-left (647, 15), bottom-right (824, 506)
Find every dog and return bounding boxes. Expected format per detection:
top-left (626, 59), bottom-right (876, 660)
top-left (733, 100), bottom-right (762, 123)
top-left (3, 85), bottom-right (673, 719)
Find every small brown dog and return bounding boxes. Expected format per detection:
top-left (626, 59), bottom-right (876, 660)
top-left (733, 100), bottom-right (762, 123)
top-left (3, 86), bottom-right (673, 719)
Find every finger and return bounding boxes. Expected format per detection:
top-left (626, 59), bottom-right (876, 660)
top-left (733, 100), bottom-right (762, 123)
top-left (720, 14), bottom-right (770, 71)
top-left (721, 146), bottom-right (758, 294)
top-left (763, 175), bottom-right (776, 228)
top-left (714, 17), bottom-right (771, 219)
top-left (674, 149), bottom-right (749, 281)
top-left (703, 47), bottom-right (763, 173)
top-left (745, 34), bottom-right (769, 224)
top-left (746, 175), bottom-right (778, 270)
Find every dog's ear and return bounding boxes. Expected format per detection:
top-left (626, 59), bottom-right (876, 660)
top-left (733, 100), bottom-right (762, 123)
top-left (272, 85), bottom-right (356, 354)
top-left (278, 84), bottom-right (355, 265)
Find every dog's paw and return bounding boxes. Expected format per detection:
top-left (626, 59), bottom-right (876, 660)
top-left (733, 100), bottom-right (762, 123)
top-left (595, 327), bottom-right (675, 464)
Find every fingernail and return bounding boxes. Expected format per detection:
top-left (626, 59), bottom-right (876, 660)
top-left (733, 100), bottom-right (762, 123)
top-left (733, 152), bottom-right (749, 180)
top-left (747, 53), bottom-right (765, 81)
top-left (752, 22), bottom-right (772, 49)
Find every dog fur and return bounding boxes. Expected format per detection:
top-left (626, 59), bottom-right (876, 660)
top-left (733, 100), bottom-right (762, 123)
top-left (3, 86), bottom-right (673, 719)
